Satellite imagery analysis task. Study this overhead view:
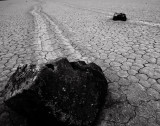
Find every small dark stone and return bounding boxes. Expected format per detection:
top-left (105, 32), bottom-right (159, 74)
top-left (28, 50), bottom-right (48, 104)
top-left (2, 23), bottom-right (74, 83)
top-left (113, 13), bottom-right (127, 21)
top-left (3, 57), bottom-right (108, 126)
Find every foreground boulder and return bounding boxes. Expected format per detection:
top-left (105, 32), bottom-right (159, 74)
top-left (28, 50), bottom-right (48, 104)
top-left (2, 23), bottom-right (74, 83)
top-left (113, 13), bottom-right (127, 21)
top-left (3, 57), bottom-right (108, 126)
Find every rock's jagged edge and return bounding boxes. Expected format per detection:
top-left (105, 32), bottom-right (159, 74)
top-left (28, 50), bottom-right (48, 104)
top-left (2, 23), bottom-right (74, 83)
top-left (3, 57), bottom-right (108, 126)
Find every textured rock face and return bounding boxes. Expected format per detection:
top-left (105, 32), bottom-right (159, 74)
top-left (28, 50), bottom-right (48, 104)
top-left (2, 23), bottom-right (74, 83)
top-left (113, 13), bottom-right (127, 21)
top-left (3, 57), bottom-right (108, 126)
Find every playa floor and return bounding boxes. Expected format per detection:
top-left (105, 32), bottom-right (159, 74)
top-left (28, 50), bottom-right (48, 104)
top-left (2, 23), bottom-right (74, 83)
top-left (0, 0), bottom-right (160, 125)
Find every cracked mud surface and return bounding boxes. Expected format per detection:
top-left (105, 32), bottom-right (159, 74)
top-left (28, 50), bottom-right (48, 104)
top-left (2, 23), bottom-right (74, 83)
top-left (0, 0), bottom-right (160, 125)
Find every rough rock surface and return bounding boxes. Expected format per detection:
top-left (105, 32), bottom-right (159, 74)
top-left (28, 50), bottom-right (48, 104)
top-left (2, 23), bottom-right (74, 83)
top-left (113, 13), bottom-right (127, 21)
top-left (3, 57), bottom-right (108, 126)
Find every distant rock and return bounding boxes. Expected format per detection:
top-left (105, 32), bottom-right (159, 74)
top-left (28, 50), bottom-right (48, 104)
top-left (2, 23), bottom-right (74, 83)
top-left (113, 13), bottom-right (127, 21)
top-left (3, 57), bottom-right (108, 126)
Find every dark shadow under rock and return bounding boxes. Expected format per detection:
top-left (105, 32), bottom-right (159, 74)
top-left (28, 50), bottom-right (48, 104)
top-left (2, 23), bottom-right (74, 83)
top-left (113, 13), bottom-right (127, 21)
top-left (3, 57), bottom-right (108, 126)
top-left (103, 102), bottom-right (136, 124)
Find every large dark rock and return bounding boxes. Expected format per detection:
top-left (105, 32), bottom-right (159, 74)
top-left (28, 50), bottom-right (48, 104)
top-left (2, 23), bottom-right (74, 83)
top-left (113, 13), bottom-right (127, 21)
top-left (3, 57), bottom-right (108, 126)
